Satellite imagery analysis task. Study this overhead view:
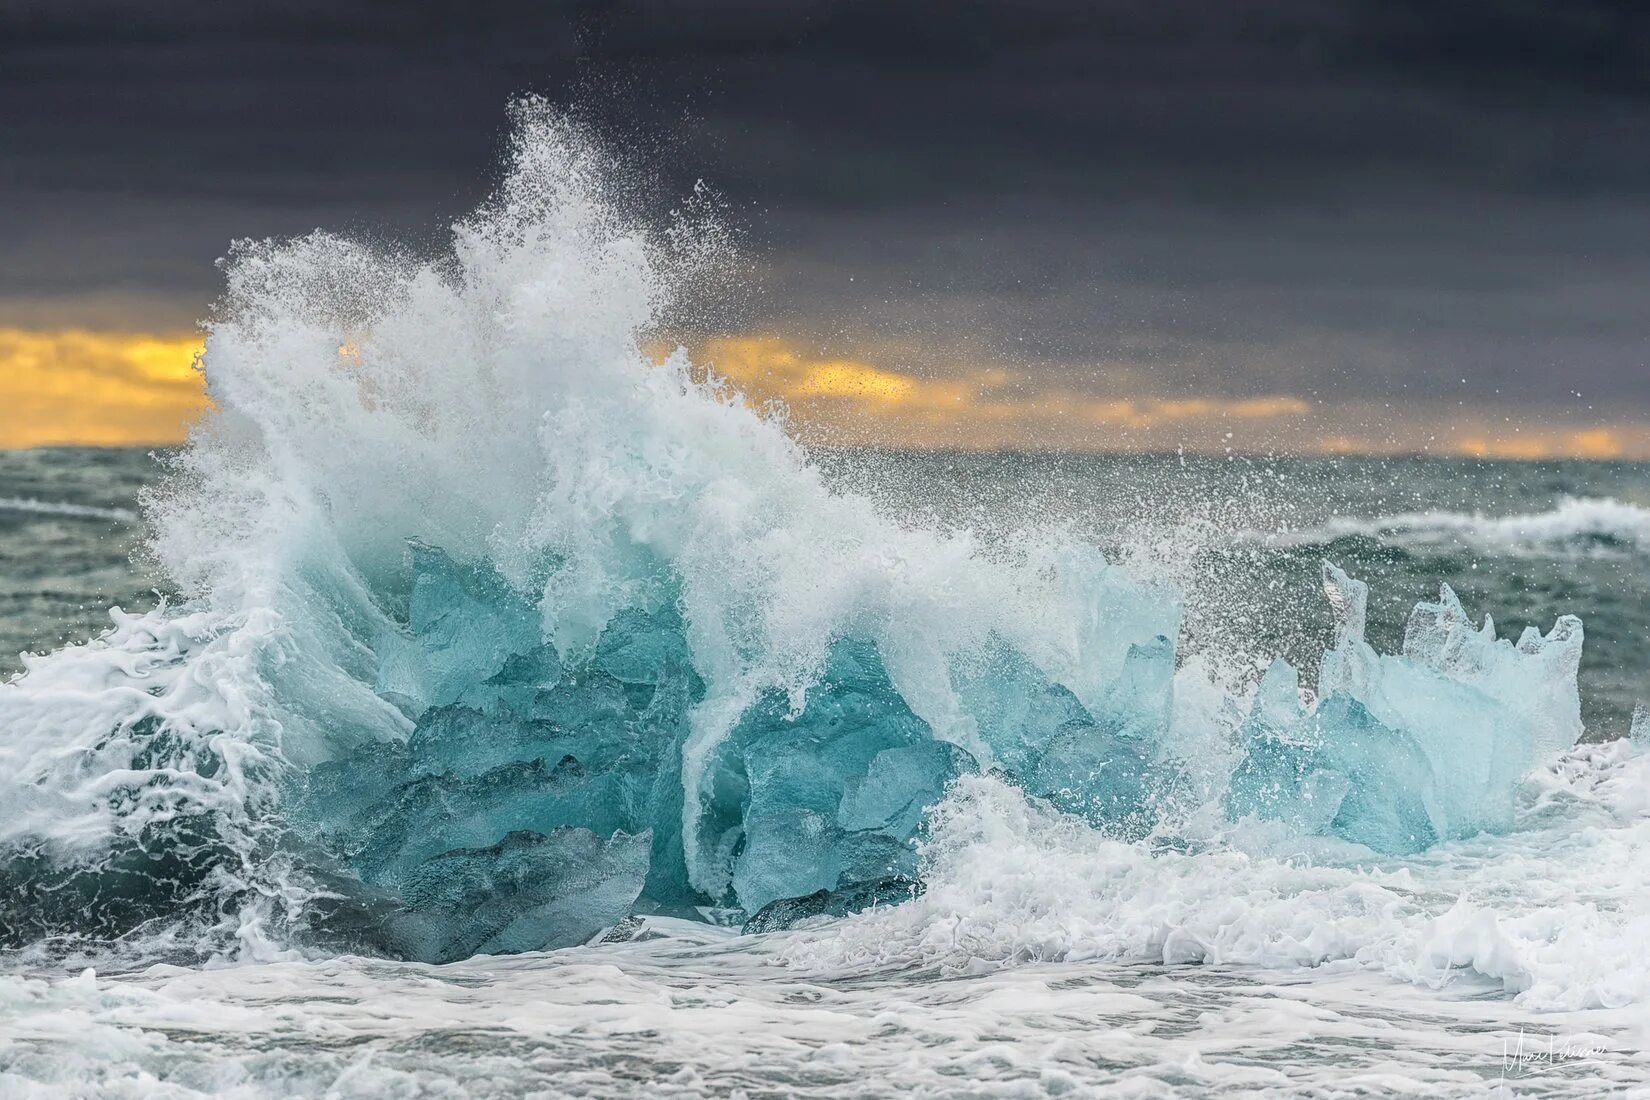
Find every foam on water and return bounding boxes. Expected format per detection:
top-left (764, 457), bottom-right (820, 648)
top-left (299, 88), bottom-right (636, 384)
top-left (4, 924), bottom-right (1647, 1098)
top-left (1, 104), bottom-right (1647, 1048)
top-left (785, 740), bottom-right (1650, 1013)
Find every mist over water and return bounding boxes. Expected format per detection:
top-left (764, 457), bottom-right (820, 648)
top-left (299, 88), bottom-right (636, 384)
top-left (4, 106), bottom-right (1650, 1096)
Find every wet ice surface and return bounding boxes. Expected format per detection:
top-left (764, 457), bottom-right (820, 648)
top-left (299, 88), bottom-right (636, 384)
top-left (4, 923), bottom-right (1644, 1099)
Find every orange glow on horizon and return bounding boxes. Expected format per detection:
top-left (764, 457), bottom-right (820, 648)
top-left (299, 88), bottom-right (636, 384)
top-left (691, 335), bottom-right (1316, 446)
top-left (0, 328), bottom-right (208, 448)
top-left (2, 326), bottom-right (1646, 459)
top-left (1454, 428), bottom-right (1628, 461)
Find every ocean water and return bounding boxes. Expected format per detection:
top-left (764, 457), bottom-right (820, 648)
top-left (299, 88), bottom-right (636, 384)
top-left (5, 107), bottom-right (1650, 1098)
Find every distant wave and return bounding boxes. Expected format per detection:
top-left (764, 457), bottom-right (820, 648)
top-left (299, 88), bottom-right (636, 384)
top-left (0, 496), bottom-right (137, 523)
top-left (1247, 496), bottom-right (1650, 554)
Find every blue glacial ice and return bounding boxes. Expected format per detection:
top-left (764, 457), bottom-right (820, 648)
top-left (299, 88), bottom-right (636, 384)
top-left (1224, 563), bottom-right (1583, 854)
top-left (265, 541), bottom-right (1585, 961)
top-left (287, 544), bottom-right (984, 955)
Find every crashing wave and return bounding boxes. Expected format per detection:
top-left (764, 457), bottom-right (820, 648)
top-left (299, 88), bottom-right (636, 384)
top-left (0, 103), bottom-right (1592, 965)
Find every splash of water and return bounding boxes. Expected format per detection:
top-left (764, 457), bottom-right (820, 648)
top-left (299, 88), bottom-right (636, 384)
top-left (0, 102), bottom-right (1597, 969)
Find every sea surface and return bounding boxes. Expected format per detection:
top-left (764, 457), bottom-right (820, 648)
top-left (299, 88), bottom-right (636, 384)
top-left (4, 446), bottom-right (1649, 1098)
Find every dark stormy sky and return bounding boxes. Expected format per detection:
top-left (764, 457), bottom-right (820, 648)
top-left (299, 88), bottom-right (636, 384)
top-left (4, 1), bottom-right (1649, 451)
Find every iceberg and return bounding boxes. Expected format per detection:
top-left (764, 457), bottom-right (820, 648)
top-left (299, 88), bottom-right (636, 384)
top-left (285, 547), bottom-right (983, 957)
top-left (279, 542), bottom-right (1191, 957)
top-left (712, 639), bottom-right (976, 915)
top-left (1225, 563), bottom-right (1584, 853)
top-left (295, 542), bottom-right (1588, 956)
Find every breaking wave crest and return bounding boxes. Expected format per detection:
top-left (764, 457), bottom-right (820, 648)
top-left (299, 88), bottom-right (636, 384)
top-left (0, 496), bottom-right (137, 523)
top-left (1248, 496), bottom-right (1650, 556)
top-left (1, 103), bottom-right (1644, 1009)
